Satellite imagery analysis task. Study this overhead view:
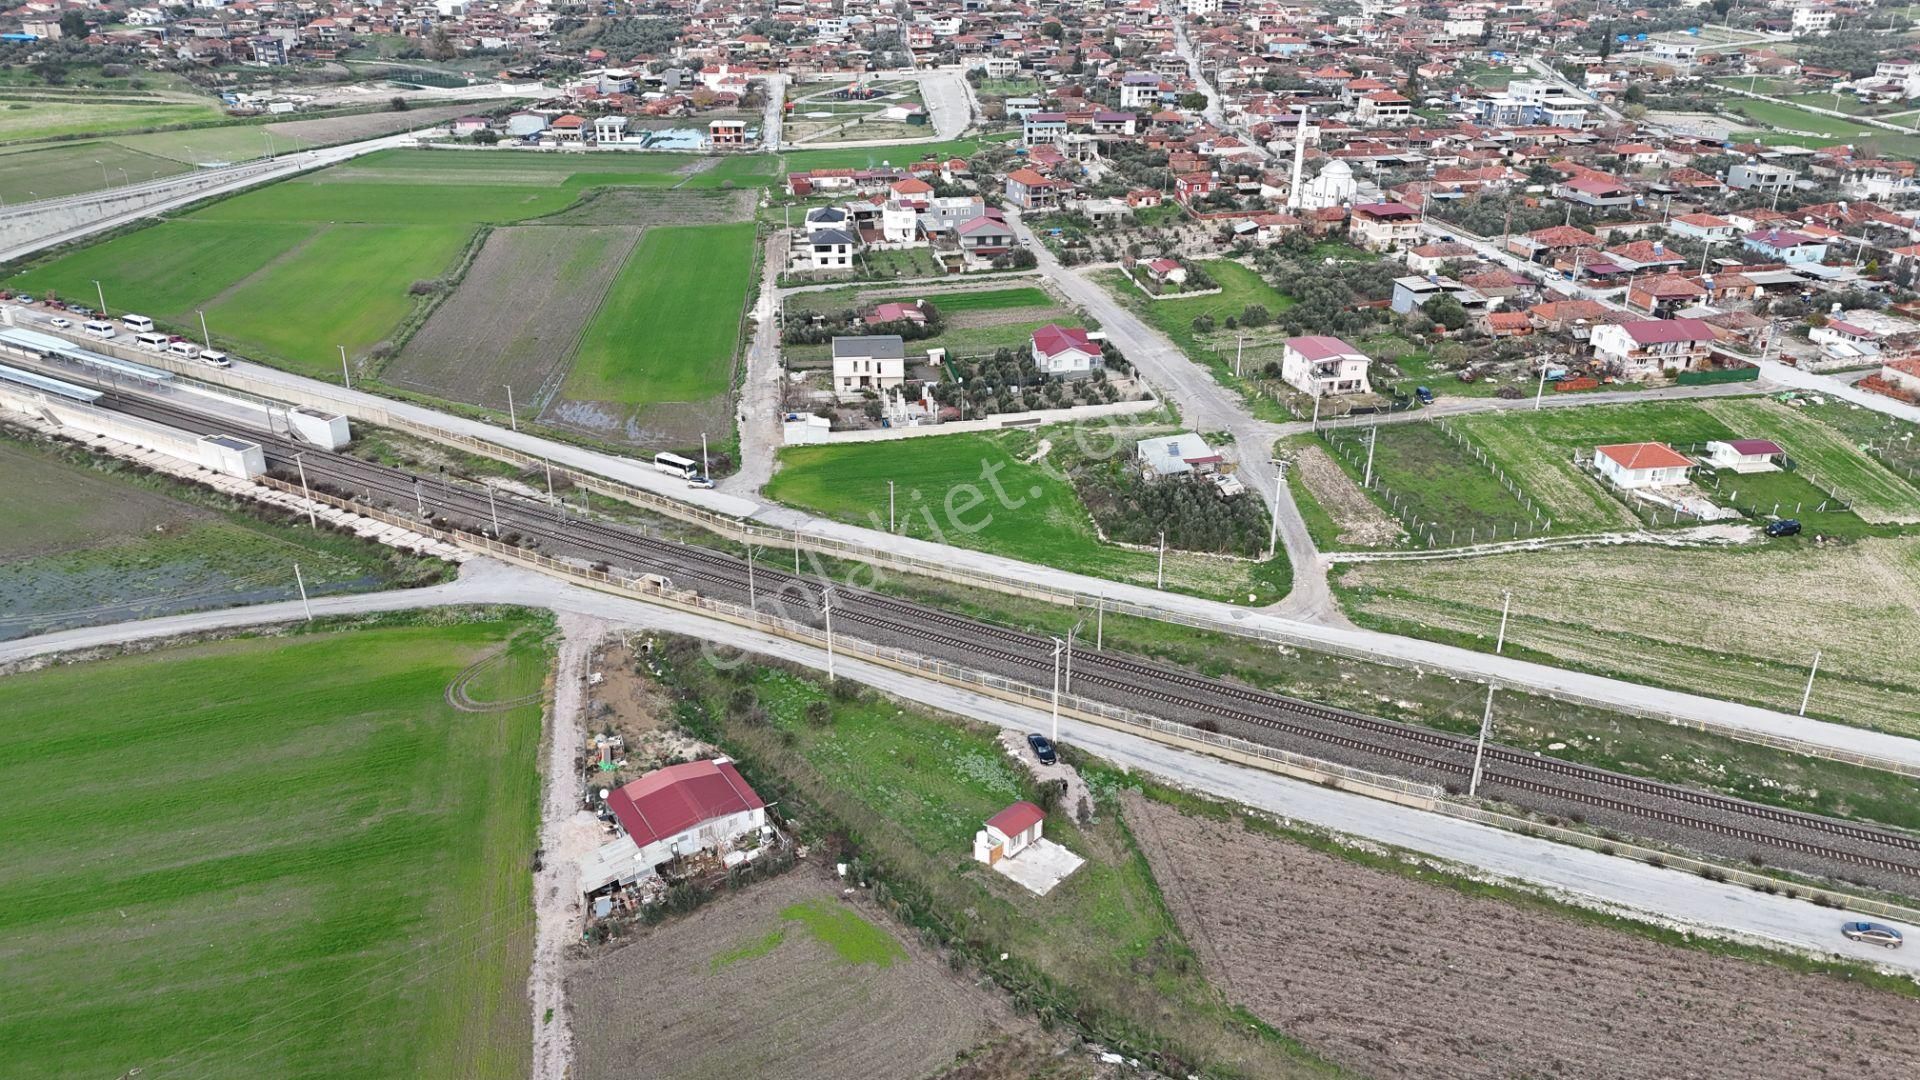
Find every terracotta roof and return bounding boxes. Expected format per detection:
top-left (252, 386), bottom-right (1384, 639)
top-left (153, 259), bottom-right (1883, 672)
top-left (1724, 439), bottom-right (1783, 456)
top-left (1286, 335), bottom-right (1363, 361)
top-left (1622, 318), bottom-right (1714, 344)
top-left (1033, 323), bottom-right (1098, 358)
top-left (1596, 442), bottom-right (1692, 471)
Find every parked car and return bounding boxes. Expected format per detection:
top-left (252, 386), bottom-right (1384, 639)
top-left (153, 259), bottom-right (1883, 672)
top-left (1027, 732), bottom-right (1057, 765)
top-left (1842, 921), bottom-right (1903, 948)
top-left (686, 474), bottom-right (715, 489)
top-left (1765, 519), bottom-right (1802, 538)
top-left (1415, 385), bottom-right (1435, 405)
top-left (48, 317), bottom-right (71, 329)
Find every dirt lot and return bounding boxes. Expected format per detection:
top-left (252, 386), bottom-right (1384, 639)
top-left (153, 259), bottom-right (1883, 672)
top-left (1291, 443), bottom-right (1402, 546)
top-left (0, 441), bottom-right (206, 558)
top-left (541, 187), bottom-right (756, 227)
top-left (1124, 794), bottom-right (1914, 1080)
top-left (568, 869), bottom-right (1047, 1080)
top-left (269, 102), bottom-right (495, 145)
top-left (384, 225), bottom-right (640, 411)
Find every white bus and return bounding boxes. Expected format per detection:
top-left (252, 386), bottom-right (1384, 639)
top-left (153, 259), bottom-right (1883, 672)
top-left (82, 319), bottom-right (117, 339)
top-left (167, 340), bottom-right (202, 360)
top-left (134, 332), bottom-right (171, 351)
top-left (121, 314), bottom-right (154, 332)
top-left (653, 452), bottom-right (699, 479)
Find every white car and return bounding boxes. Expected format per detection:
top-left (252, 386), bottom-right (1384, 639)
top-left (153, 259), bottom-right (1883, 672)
top-left (48, 317), bottom-right (72, 329)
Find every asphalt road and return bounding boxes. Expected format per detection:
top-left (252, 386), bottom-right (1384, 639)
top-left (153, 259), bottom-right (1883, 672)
top-left (8, 565), bottom-right (1914, 975)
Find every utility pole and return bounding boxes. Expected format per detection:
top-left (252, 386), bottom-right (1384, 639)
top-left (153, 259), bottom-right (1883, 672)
top-left (1049, 637), bottom-right (1064, 741)
top-left (1310, 387), bottom-right (1321, 431)
top-left (888, 479), bottom-right (896, 532)
top-left (486, 481), bottom-right (501, 536)
top-left (1495, 589), bottom-right (1513, 653)
top-left (339, 346), bottom-right (351, 389)
top-left (412, 477), bottom-right (425, 517)
top-left (822, 586), bottom-right (836, 681)
top-left (544, 460), bottom-right (557, 510)
top-left (92, 279), bottom-right (107, 316)
top-left (1065, 618), bottom-right (1084, 693)
top-left (1799, 649), bottom-right (1821, 716)
top-left (1468, 684), bottom-right (1496, 797)
top-left (293, 452), bottom-right (317, 528)
top-left (198, 310), bottom-right (211, 349)
top-left (746, 546), bottom-right (757, 617)
top-left (701, 431), bottom-right (710, 478)
top-left (1156, 531), bottom-right (1166, 589)
top-left (1266, 464), bottom-right (1286, 560)
top-left (1235, 333), bottom-right (1245, 378)
top-left (504, 384), bottom-right (517, 431)
top-left (1095, 594), bottom-right (1105, 650)
top-left (1363, 425), bottom-right (1378, 488)
top-left (293, 562), bottom-right (312, 621)
top-left (1535, 362), bottom-right (1549, 409)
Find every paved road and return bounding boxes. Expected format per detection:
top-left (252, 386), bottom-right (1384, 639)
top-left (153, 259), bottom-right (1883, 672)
top-left (1002, 208), bottom-right (1333, 618)
top-left (761, 74), bottom-right (787, 151)
top-left (1171, 15), bottom-right (1226, 129)
top-left (8, 571), bottom-right (1913, 974)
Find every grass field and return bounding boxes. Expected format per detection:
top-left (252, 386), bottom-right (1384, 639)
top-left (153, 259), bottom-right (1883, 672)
top-left (925, 285), bottom-right (1054, 311)
top-left (205, 224), bottom-right (474, 371)
top-left (0, 617), bottom-right (545, 1078)
top-left (12, 218), bottom-right (316, 317)
top-left (563, 221), bottom-right (756, 407)
top-left (0, 95), bottom-right (226, 143)
top-left (1726, 99), bottom-right (1920, 158)
top-left (779, 136), bottom-right (1006, 173)
top-left (1701, 398), bottom-right (1920, 523)
top-left (0, 140), bottom-right (191, 202)
top-left (1321, 422), bottom-right (1536, 544)
top-left (668, 655), bottom-right (1339, 1077)
top-left (766, 430), bottom-right (1286, 604)
top-left (783, 282), bottom-right (1076, 365)
top-left (1337, 535), bottom-right (1920, 736)
top-left (1098, 261), bottom-right (1296, 422)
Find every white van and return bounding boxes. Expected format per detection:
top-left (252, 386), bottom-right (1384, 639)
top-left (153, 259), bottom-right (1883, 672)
top-left (82, 319), bottom-right (117, 339)
top-left (198, 349), bottom-right (231, 368)
top-left (134, 331), bottom-right (171, 351)
top-left (121, 314), bottom-right (154, 333)
top-left (167, 340), bottom-right (202, 360)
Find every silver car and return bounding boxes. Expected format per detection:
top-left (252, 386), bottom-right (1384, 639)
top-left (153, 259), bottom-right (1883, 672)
top-left (1842, 921), bottom-right (1903, 948)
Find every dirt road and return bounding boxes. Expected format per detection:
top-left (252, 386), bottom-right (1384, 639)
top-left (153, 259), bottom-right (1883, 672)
top-left (530, 612), bottom-right (608, 1080)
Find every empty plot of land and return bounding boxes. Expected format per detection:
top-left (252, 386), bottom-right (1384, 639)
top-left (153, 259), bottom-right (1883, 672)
top-left (386, 225), bottom-right (640, 411)
top-left (0, 442), bottom-right (204, 558)
top-left (0, 140), bottom-right (191, 202)
top-left (1338, 536), bottom-right (1920, 734)
top-left (1126, 795), bottom-right (1913, 1080)
top-left (1292, 443), bottom-right (1402, 546)
top-left (537, 186), bottom-right (756, 227)
top-left (1702, 398), bottom-right (1920, 523)
top-left (568, 870), bottom-right (1028, 1080)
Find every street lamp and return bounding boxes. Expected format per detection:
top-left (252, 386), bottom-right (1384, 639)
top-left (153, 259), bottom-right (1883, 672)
top-left (91, 279), bottom-right (107, 316)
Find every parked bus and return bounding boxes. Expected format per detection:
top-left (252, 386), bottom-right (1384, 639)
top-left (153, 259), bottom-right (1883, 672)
top-left (134, 332), bottom-right (171, 351)
top-left (653, 452), bottom-right (698, 479)
top-left (121, 314), bottom-right (154, 332)
top-left (82, 319), bottom-right (116, 339)
top-left (167, 340), bottom-right (202, 360)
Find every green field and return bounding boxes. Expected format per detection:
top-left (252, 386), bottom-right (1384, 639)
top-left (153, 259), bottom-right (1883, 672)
top-left (766, 431), bottom-right (1287, 603)
top-left (1322, 422), bottom-right (1537, 544)
top-left (779, 135), bottom-right (1008, 173)
top-left (1701, 398), bottom-right (1920, 523)
top-left (1728, 99), bottom-right (1920, 158)
top-left (1100, 260), bottom-right (1297, 421)
top-left (925, 285), bottom-right (1054, 312)
top-left (564, 221), bottom-right (756, 405)
top-left (14, 218), bottom-right (316, 318)
top-left (207, 224), bottom-right (474, 372)
top-left (0, 618), bottom-right (544, 1078)
top-left (0, 95), bottom-right (226, 143)
top-left (0, 140), bottom-right (191, 202)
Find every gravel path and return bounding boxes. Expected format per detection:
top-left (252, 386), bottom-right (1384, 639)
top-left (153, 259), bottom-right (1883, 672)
top-left (530, 612), bottom-right (609, 1080)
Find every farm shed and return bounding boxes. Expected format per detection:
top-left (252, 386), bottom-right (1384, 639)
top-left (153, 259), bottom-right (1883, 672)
top-left (579, 757), bottom-right (768, 896)
top-left (1136, 432), bottom-right (1222, 478)
top-left (1703, 439), bottom-right (1783, 473)
top-left (1594, 442), bottom-right (1693, 490)
top-left (973, 801), bottom-right (1045, 866)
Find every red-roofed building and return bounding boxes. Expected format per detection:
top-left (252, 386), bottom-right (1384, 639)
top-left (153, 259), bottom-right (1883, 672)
top-left (1349, 202), bottom-right (1421, 252)
top-left (581, 758), bottom-right (769, 895)
top-left (1591, 317), bottom-right (1717, 379)
top-left (1031, 323), bottom-right (1103, 378)
top-left (973, 801), bottom-right (1046, 865)
top-left (1281, 335), bottom-right (1372, 396)
top-left (1005, 167), bottom-right (1062, 211)
top-left (1594, 442), bottom-right (1694, 489)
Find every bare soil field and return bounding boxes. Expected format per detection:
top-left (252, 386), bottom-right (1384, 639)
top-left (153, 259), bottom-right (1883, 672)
top-left (1338, 536), bottom-right (1920, 733)
top-left (268, 102), bottom-right (509, 145)
top-left (568, 869), bottom-right (1044, 1080)
top-left (0, 440), bottom-right (206, 558)
top-left (1293, 443), bottom-right (1402, 546)
top-left (384, 225), bottom-right (640, 411)
top-left (539, 187), bottom-right (756, 227)
top-left (1125, 794), bottom-right (1914, 1080)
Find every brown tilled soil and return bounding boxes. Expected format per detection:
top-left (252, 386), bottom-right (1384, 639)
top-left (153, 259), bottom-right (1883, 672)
top-left (1292, 443), bottom-right (1402, 546)
top-left (267, 103), bottom-right (485, 145)
top-left (568, 869), bottom-right (1051, 1080)
top-left (1124, 794), bottom-right (1916, 1080)
top-left (384, 225), bottom-right (640, 411)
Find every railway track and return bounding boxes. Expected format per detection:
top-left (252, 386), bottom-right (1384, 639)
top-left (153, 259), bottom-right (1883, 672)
top-left (88, 386), bottom-right (1920, 885)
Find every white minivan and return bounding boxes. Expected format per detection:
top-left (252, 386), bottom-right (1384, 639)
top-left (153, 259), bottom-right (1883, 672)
top-left (198, 349), bottom-right (232, 368)
top-left (121, 314), bottom-right (155, 333)
top-left (167, 340), bottom-right (202, 360)
top-left (82, 319), bottom-right (117, 339)
top-left (134, 331), bottom-right (171, 351)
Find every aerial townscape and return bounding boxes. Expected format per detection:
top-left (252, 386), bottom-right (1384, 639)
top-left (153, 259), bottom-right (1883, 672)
top-left (10, 0), bottom-right (1920, 1076)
